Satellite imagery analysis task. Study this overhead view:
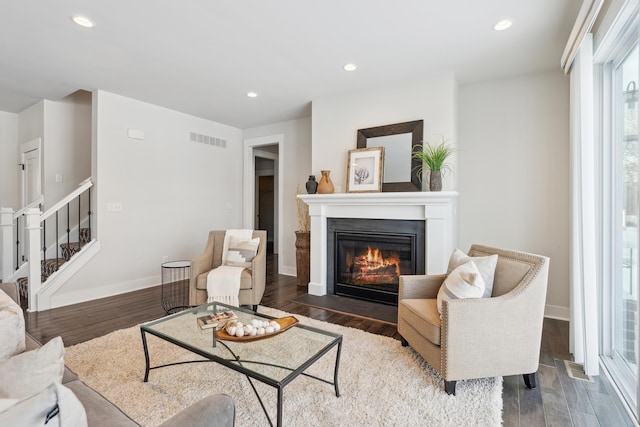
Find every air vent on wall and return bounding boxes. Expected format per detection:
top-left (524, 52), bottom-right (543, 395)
top-left (190, 132), bottom-right (227, 148)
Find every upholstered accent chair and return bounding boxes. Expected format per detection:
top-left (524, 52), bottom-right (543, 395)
top-left (397, 244), bottom-right (549, 395)
top-left (189, 230), bottom-right (267, 311)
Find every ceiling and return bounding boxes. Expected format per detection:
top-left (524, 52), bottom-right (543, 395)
top-left (0, 0), bottom-right (581, 129)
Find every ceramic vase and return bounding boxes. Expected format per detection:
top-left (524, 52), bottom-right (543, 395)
top-left (317, 170), bottom-right (335, 194)
top-left (305, 175), bottom-right (318, 194)
top-left (429, 170), bottom-right (442, 191)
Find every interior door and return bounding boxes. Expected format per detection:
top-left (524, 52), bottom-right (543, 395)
top-left (258, 175), bottom-right (274, 252)
top-left (20, 138), bottom-right (42, 208)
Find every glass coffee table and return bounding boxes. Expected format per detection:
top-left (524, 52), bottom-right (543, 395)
top-left (140, 302), bottom-right (342, 427)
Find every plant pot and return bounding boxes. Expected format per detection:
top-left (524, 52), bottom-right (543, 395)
top-left (429, 170), bottom-right (442, 191)
top-left (295, 231), bottom-right (311, 287)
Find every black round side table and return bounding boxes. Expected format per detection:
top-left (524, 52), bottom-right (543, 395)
top-left (161, 260), bottom-right (191, 315)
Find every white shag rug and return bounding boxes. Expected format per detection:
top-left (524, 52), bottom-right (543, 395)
top-left (64, 307), bottom-right (502, 426)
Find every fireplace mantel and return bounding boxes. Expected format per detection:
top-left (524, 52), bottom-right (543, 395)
top-left (298, 191), bottom-right (458, 297)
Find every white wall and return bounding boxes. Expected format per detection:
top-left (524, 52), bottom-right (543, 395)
top-left (43, 91), bottom-right (92, 208)
top-left (458, 70), bottom-right (570, 319)
top-left (0, 111), bottom-right (19, 208)
top-left (243, 117), bottom-right (312, 276)
top-left (8, 94), bottom-right (91, 211)
top-left (0, 111), bottom-right (19, 280)
top-left (51, 90), bottom-right (244, 307)
top-left (18, 101), bottom-right (44, 148)
top-left (311, 73), bottom-right (457, 192)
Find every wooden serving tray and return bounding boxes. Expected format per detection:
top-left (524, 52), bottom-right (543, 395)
top-left (215, 316), bottom-right (299, 342)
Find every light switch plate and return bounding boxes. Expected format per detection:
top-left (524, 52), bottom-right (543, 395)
top-left (108, 202), bottom-right (123, 212)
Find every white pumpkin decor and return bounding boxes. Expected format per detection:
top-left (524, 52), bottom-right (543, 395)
top-left (225, 318), bottom-right (284, 338)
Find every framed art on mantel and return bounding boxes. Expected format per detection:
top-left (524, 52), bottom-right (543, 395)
top-left (346, 147), bottom-right (384, 193)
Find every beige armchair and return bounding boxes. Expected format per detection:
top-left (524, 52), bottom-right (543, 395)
top-left (189, 230), bottom-right (267, 311)
top-left (398, 244), bottom-right (549, 395)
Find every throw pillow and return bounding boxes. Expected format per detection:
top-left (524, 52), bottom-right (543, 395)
top-left (0, 382), bottom-right (87, 427)
top-left (0, 289), bottom-right (26, 361)
top-left (437, 260), bottom-right (486, 314)
top-left (0, 336), bottom-right (65, 399)
top-left (447, 248), bottom-right (498, 298)
top-left (224, 237), bottom-right (260, 268)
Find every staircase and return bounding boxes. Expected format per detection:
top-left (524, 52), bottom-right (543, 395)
top-left (16, 227), bottom-right (91, 310)
top-left (1, 178), bottom-right (95, 312)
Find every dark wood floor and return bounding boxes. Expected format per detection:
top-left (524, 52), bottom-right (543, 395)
top-left (24, 255), bottom-right (636, 427)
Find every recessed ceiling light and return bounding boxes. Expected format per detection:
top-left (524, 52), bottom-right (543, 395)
top-left (71, 15), bottom-right (95, 28)
top-left (493, 19), bottom-right (513, 31)
top-left (246, 92), bottom-right (258, 98)
top-left (343, 63), bottom-right (358, 72)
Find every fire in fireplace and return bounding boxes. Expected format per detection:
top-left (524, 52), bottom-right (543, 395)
top-left (328, 218), bottom-right (425, 305)
top-left (345, 247), bottom-right (401, 286)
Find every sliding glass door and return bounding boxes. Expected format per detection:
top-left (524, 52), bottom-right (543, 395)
top-left (604, 37), bottom-right (639, 416)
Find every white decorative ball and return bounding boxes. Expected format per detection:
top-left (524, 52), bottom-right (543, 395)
top-left (266, 326), bottom-right (275, 334)
top-left (257, 327), bottom-right (265, 335)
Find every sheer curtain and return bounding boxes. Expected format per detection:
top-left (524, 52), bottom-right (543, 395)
top-left (569, 33), bottom-right (600, 376)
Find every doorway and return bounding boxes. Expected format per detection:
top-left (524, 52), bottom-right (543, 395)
top-left (243, 135), bottom-right (283, 272)
top-left (256, 163), bottom-right (275, 253)
top-left (20, 138), bottom-right (42, 208)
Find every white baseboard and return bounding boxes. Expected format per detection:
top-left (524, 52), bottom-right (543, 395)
top-left (307, 282), bottom-right (326, 296)
top-left (49, 275), bottom-right (160, 309)
top-left (545, 304), bottom-right (570, 321)
top-left (279, 266), bottom-right (296, 276)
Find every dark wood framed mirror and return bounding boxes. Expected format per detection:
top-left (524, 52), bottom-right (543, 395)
top-left (357, 120), bottom-right (423, 192)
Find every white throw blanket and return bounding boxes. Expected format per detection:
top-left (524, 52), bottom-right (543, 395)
top-left (206, 229), bottom-right (254, 306)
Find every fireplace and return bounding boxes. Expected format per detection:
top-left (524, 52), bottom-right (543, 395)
top-left (297, 191), bottom-right (457, 298)
top-left (328, 218), bottom-right (425, 305)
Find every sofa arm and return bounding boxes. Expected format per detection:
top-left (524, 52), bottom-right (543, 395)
top-left (250, 249), bottom-right (266, 301)
top-left (189, 253), bottom-right (212, 306)
top-left (159, 394), bottom-right (235, 427)
top-left (440, 287), bottom-right (546, 380)
top-left (0, 282), bottom-right (19, 304)
top-left (399, 275), bottom-right (445, 300)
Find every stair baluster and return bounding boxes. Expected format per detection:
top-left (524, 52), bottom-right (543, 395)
top-left (77, 194), bottom-right (81, 244)
top-left (55, 210), bottom-right (60, 273)
top-left (67, 203), bottom-right (71, 256)
top-left (14, 216), bottom-right (20, 270)
top-left (88, 188), bottom-right (91, 239)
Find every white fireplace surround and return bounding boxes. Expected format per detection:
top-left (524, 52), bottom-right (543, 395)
top-left (298, 191), bottom-right (458, 297)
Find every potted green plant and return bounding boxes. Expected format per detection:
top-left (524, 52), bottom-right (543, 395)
top-left (412, 137), bottom-right (455, 191)
top-left (295, 186), bottom-right (311, 287)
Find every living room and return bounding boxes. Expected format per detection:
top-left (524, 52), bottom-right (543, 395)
top-left (0, 1), bottom-right (638, 426)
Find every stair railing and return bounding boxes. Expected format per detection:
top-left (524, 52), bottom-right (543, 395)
top-left (0, 196), bottom-right (43, 283)
top-left (38, 177), bottom-right (93, 279)
top-left (1, 178), bottom-right (93, 311)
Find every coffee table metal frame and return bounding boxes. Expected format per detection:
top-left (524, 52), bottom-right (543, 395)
top-left (140, 302), bottom-right (342, 427)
